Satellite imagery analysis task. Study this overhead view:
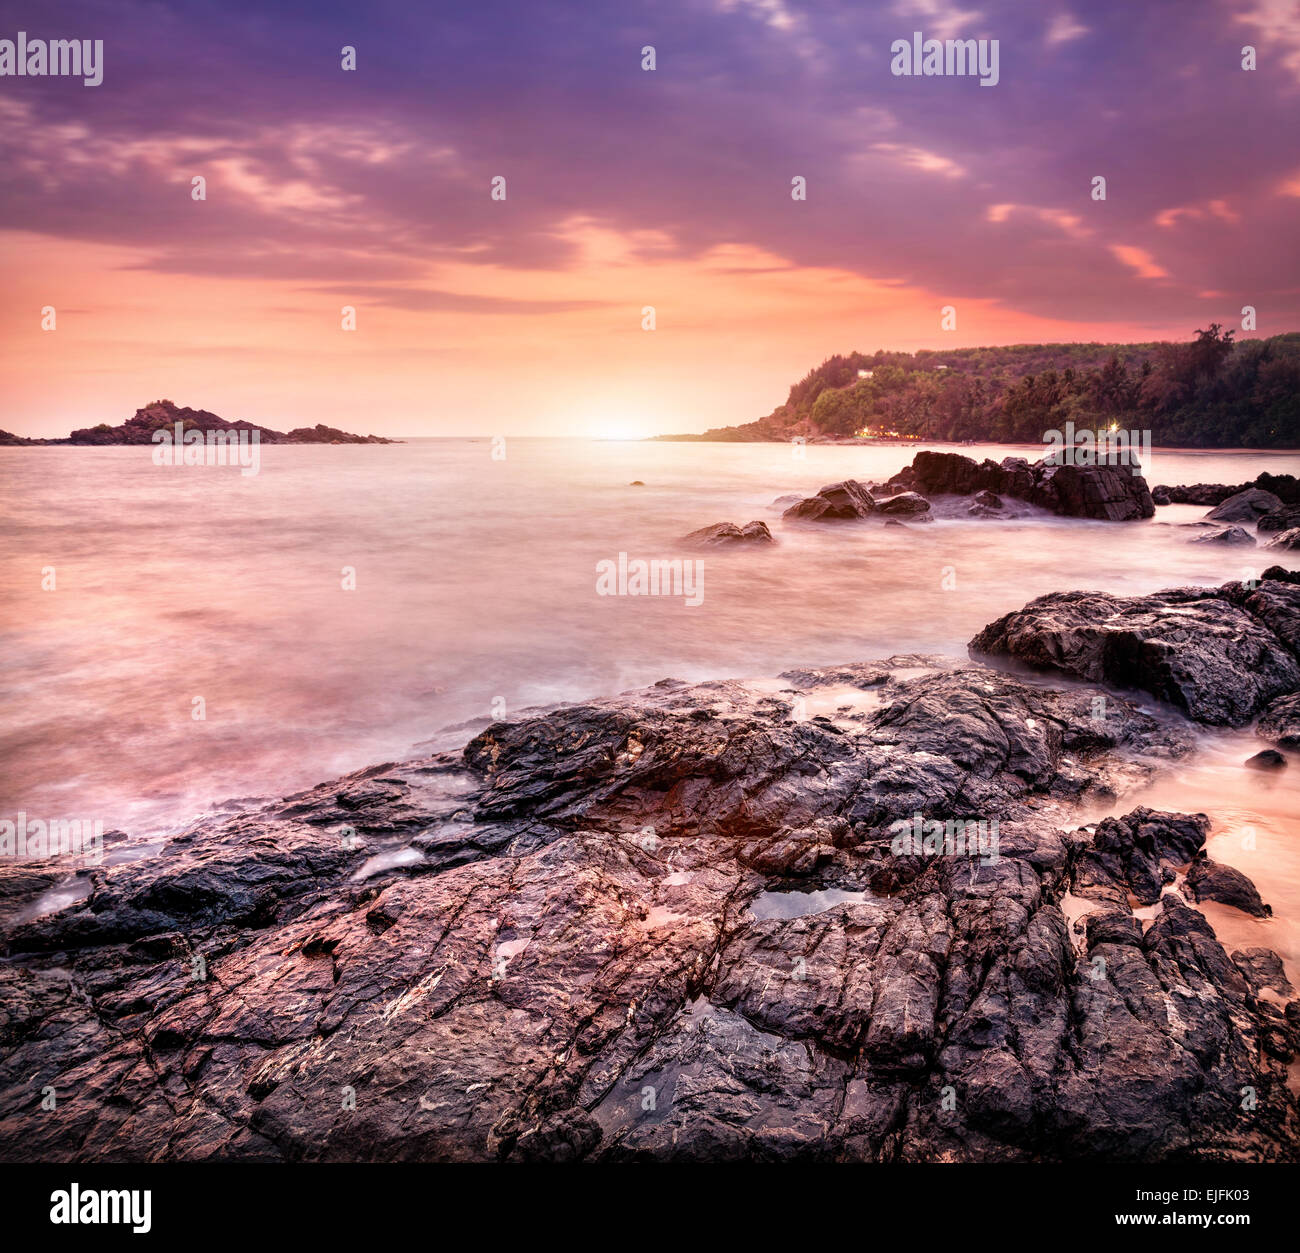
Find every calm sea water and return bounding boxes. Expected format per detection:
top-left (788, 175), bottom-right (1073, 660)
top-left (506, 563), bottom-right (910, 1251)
top-left (2, 437), bottom-right (1300, 973)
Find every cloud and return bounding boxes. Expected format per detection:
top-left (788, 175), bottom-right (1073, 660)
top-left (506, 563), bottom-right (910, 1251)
top-left (1044, 11), bottom-right (1088, 46)
top-left (0, 0), bottom-right (1295, 335)
top-left (1109, 245), bottom-right (1170, 280)
top-left (304, 286), bottom-right (612, 314)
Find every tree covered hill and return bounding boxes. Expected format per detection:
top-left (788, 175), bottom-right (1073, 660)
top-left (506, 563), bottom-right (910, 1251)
top-left (659, 328), bottom-right (1300, 448)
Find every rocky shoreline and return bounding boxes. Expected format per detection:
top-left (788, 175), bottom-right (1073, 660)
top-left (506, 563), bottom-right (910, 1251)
top-left (2, 568), bottom-right (1298, 1162)
top-left (681, 450), bottom-right (1300, 551)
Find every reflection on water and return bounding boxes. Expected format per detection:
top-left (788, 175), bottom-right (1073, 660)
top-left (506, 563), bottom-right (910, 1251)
top-left (750, 887), bottom-right (873, 920)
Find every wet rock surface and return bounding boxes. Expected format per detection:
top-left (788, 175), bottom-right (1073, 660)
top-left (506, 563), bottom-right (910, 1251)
top-left (970, 577), bottom-right (1300, 726)
top-left (1, 644), bottom-right (1295, 1163)
top-left (1185, 857), bottom-right (1271, 917)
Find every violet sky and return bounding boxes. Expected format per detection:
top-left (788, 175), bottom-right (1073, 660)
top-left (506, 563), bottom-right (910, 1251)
top-left (1, 0), bottom-right (1297, 436)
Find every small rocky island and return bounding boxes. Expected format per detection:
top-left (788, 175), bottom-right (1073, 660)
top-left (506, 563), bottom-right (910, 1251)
top-left (1, 568), bottom-right (1297, 1162)
top-left (0, 399), bottom-right (397, 445)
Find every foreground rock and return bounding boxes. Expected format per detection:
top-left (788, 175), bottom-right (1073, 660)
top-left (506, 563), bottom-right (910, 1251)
top-left (1267, 528), bottom-right (1300, 552)
top-left (889, 450), bottom-right (1155, 521)
top-left (970, 577), bottom-right (1300, 726)
top-left (681, 521), bottom-right (775, 547)
top-left (0, 650), bottom-right (1295, 1163)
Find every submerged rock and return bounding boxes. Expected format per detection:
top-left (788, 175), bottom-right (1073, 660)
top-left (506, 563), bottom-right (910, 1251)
top-left (1267, 527), bottom-right (1300, 552)
top-left (1245, 749), bottom-right (1287, 771)
top-left (682, 520), bottom-right (775, 547)
top-left (1190, 525), bottom-right (1255, 546)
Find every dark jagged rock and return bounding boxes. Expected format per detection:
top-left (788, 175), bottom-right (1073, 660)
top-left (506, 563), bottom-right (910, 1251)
top-left (281, 423), bottom-right (397, 445)
top-left (1190, 525), bottom-right (1255, 546)
top-left (1072, 808), bottom-right (1208, 906)
top-left (970, 579), bottom-right (1300, 726)
top-left (1255, 473), bottom-right (1300, 505)
top-left (782, 479), bottom-right (875, 522)
top-left (1206, 489), bottom-right (1284, 524)
top-left (6, 654), bottom-right (1294, 1163)
top-left (1152, 483), bottom-right (1236, 506)
top-left (681, 520), bottom-right (775, 547)
top-left (889, 450), bottom-right (1154, 521)
top-left (1259, 505), bottom-right (1300, 533)
top-left (1185, 857), bottom-right (1271, 917)
top-left (1257, 692), bottom-right (1300, 749)
top-left (5, 400), bottom-right (397, 445)
top-left (1262, 566), bottom-right (1300, 584)
top-left (1267, 528), bottom-right (1300, 552)
top-left (973, 490), bottom-right (1002, 508)
top-left (1034, 459), bottom-right (1155, 521)
top-left (1154, 475), bottom-right (1300, 508)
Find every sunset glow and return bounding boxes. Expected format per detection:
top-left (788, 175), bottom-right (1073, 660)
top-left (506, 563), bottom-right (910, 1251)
top-left (1, 2), bottom-right (1297, 437)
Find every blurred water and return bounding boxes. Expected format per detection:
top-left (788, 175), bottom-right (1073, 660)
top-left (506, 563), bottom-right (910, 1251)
top-left (0, 438), bottom-right (1296, 839)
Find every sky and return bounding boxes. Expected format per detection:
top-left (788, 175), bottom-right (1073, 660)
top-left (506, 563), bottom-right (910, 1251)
top-left (0, 0), bottom-right (1297, 438)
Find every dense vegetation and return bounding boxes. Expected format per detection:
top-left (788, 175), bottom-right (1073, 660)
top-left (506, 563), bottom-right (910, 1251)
top-left (668, 329), bottom-right (1300, 447)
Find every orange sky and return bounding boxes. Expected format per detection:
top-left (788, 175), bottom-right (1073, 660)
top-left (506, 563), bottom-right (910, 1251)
top-left (0, 224), bottom-right (1246, 439)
